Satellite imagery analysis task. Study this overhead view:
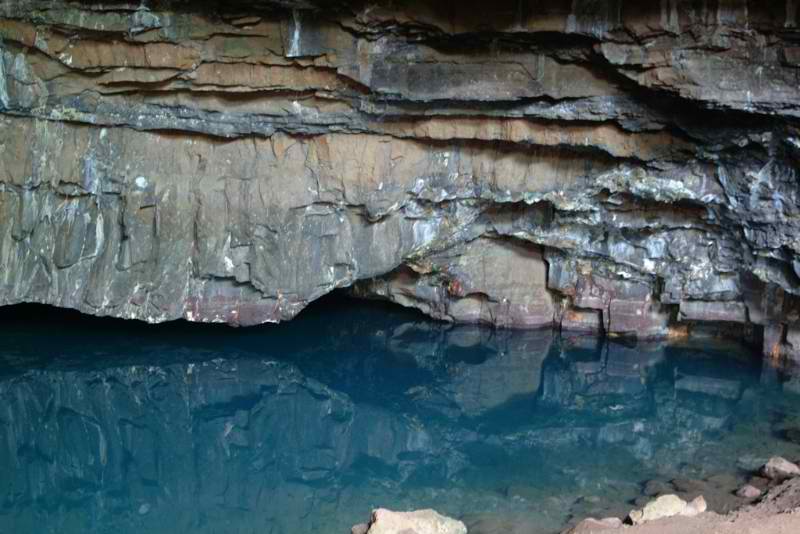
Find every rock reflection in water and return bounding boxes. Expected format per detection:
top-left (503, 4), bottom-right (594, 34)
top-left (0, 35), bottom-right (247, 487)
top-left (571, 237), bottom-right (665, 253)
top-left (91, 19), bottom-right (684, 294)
top-left (0, 302), bottom-right (797, 534)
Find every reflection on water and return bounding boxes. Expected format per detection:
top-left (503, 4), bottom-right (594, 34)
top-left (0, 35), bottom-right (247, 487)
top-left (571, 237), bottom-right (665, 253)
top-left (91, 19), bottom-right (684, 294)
top-left (1, 298), bottom-right (799, 534)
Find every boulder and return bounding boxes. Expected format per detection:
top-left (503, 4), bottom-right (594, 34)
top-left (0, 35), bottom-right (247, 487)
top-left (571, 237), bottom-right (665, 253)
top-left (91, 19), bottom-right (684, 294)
top-left (684, 496), bottom-right (707, 517)
top-left (762, 457), bottom-right (800, 481)
top-left (357, 509), bottom-right (467, 534)
top-left (736, 485), bottom-right (763, 499)
top-left (628, 494), bottom-right (708, 525)
top-left (635, 494), bottom-right (686, 524)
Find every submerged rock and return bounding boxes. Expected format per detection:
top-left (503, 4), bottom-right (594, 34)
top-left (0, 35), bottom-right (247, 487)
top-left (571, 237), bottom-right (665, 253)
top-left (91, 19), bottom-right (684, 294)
top-left (736, 485), bottom-right (763, 499)
top-left (642, 480), bottom-right (673, 498)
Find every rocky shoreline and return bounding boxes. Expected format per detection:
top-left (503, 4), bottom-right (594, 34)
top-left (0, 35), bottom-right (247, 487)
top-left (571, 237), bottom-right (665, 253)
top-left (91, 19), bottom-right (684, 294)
top-left (565, 456), bottom-right (800, 533)
top-left (349, 456), bottom-right (800, 534)
top-left (568, 476), bottom-right (800, 534)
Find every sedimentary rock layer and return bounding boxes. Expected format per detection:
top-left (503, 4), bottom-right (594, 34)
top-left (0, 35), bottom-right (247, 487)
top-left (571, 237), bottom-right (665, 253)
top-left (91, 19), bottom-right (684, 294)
top-left (1, 0), bottom-right (800, 362)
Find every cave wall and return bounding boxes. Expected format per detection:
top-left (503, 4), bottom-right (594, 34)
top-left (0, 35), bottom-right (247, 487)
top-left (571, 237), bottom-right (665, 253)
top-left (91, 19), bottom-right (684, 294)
top-left (1, 0), bottom-right (800, 362)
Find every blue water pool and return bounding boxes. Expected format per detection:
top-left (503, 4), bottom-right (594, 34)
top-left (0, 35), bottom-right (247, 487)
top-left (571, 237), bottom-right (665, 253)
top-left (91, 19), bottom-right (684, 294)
top-left (0, 298), bottom-right (799, 534)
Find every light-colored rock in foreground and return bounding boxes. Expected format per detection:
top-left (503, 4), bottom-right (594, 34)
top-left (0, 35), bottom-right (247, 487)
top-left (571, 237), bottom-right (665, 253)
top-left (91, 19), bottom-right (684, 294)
top-left (736, 484), bottom-right (763, 499)
top-left (628, 494), bottom-right (707, 525)
top-left (762, 457), bottom-right (800, 481)
top-left (354, 508), bottom-right (467, 534)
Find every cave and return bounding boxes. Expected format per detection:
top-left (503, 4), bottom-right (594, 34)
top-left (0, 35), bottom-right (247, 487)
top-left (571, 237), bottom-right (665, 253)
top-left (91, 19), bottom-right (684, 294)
top-left (2, 1), bottom-right (800, 532)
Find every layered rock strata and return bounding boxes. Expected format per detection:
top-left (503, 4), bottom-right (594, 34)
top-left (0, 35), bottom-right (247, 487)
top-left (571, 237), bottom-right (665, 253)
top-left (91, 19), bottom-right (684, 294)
top-left (1, 0), bottom-right (800, 361)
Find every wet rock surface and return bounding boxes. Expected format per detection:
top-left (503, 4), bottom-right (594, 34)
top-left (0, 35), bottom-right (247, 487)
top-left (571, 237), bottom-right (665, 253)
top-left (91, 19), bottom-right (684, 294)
top-left (0, 0), bottom-right (799, 362)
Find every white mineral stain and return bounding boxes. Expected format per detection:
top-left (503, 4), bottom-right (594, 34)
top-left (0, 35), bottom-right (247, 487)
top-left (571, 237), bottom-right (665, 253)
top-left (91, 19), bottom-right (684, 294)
top-left (0, 53), bottom-right (8, 109)
top-left (288, 10), bottom-right (302, 57)
top-left (33, 32), bottom-right (48, 51)
top-left (94, 211), bottom-right (105, 256)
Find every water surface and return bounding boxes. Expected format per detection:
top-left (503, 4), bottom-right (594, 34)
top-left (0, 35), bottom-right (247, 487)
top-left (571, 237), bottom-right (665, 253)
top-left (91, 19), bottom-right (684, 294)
top-left (1, 298), bottom-right (799, 534)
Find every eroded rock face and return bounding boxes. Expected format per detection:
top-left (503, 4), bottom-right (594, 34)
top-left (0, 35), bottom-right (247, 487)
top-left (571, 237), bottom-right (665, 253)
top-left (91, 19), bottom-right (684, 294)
top-left (1, 0), bottom-right (800, 360)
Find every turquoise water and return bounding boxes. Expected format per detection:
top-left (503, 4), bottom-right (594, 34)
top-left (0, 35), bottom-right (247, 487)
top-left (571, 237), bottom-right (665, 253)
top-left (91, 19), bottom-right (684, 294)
top-left (1, 297), bottom-right (800, 534)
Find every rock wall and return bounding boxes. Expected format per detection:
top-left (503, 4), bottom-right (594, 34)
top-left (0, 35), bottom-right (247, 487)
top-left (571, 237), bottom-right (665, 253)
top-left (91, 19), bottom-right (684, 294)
top-left (1, 0), bottom-right (800, 361)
